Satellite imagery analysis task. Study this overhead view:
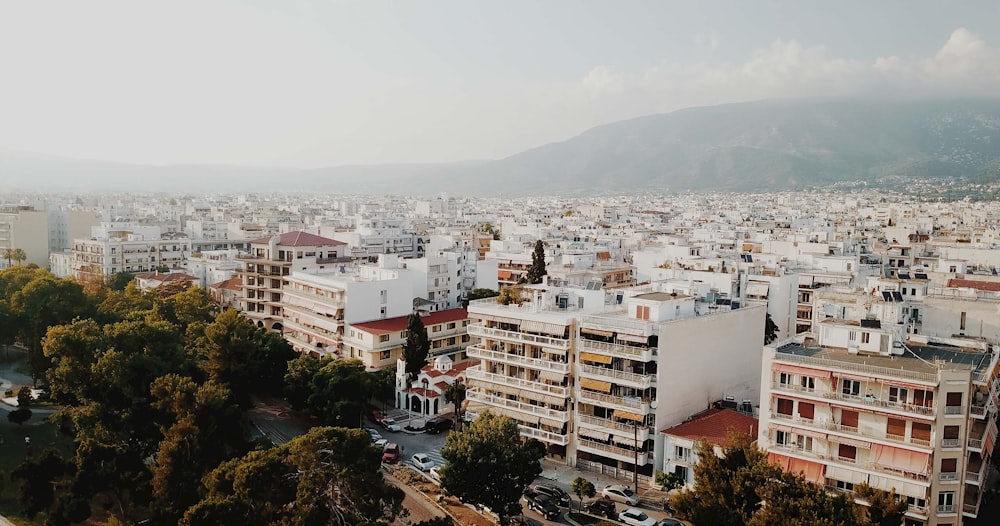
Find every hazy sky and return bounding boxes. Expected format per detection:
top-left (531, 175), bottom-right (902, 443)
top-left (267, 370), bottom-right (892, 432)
top-left (1, 0), bottom-right (999, 168)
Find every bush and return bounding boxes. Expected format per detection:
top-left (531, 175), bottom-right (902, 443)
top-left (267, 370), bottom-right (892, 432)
top-left (7, 408), bottom-right (31, 425)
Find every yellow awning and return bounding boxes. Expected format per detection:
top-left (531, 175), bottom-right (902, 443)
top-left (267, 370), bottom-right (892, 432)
top-left (579, 351), bottom-right (613, 364)
top-left (579, 378), bottom-right (612, 393)
top-left (614, 409), bottom-right (645, 422)
top-left (581, 327), bottom-right (614, 338)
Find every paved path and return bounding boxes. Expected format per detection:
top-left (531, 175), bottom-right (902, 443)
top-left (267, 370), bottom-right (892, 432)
top-left (384, 469), bottom-right (446, 525)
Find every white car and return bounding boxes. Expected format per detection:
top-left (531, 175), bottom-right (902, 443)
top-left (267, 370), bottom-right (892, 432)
top-left (374, 438), bottom-right (388, 449)
top-left (381, 418), bottom-right (402, 432)
top-left (411, 453), bottom-right (435, 471)
top-left (429, 466), bottom-right (442, 483)
top-left (618, 508), bottom-right (656, 526)
top-left (601, 485), bottom-right (639, 506)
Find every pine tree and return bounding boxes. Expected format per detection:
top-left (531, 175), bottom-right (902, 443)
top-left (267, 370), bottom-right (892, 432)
top-left (403, 313), bottom-right (430, 379)
top-left (526, 240), bottom-right (547, 284)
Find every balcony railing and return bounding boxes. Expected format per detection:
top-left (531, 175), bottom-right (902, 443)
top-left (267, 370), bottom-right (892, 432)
top-left (944, 405), bottom-right (964, 416)
top-left (577, 414), bottom-right (651, 441)
top-left (467, 323), bottom-right (571, 350)
top-left (963, 503), bottom-right (979, 516)
top-left (466, 345), bottom-right (571, 373)
top-left (817, 390), bottom-right (936, 418)
top-left (465, 367), bottom-right (570, 397)
top-left (965, 464), bottom-right (986, 485)
top-left (578, 364), bottom-right (653, 388)
top-left (937, 504), bottom-right (955, 514)
top-left (582, 313), bottom-right (655, 334)
top-left (906, 504), bottom-right (929, 517)
top-left (577, 438), bottom-right (649, 464)
top-left (576, 389), bottom-right (650, 412)
top-left (580, 339), bottom-right (654, 360)
top-left (942, 438), bottom-right (962, 448)
top-left (774, 354), bottom-right (938, 382)
top-left (518, 425), bottom-right (569, 445)
top-left (466, 390), bottom-right (569, 421)
top-left (939, 472), bottom-right (959, 482)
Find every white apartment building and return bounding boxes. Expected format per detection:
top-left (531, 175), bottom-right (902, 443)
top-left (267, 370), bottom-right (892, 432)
top-left (70, 224), bottom-right (191, 286)
top-left (328, 217), bottom-right (420, 261)
top-left (760, 324), bottom-right (999, 525)
top-left (345, 308), bottom-right (470, 371)
top-left (279, 260), bottom-right (413, 358)
top-left (183, 249), bottom-right (240, 288)
top-left (237, 231), bottom-right (349, 330)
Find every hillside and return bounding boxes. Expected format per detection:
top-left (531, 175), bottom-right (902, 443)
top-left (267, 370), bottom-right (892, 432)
top-left (2, 98), bottom-right (999, 195)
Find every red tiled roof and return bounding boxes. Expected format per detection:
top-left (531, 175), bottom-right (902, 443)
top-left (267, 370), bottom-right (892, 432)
top-left (405, 387), bottom-right (441, 398)
top-left (210, 276), bottom-right (242, 291)
top-left (351, 308), bottom-right (469, 335)
top-left (249, 231), bottom-right (346, 247)
top-left (947, 279), bottom-right (1000, 292)
top-left (661, 408), bottom-right (758, 448)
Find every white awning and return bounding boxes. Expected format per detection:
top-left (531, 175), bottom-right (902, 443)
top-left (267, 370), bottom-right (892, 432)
top-left (746, 282), bottom-right (770, 297)
top-left (537, 370), bottom-right (565, 383)
top-left (520, 320), bottom-right (567, 336)
top-left (578, 427), bottom-right (610, 441)
top-left (825, 465), bottom-right (870, 485)
top-left (616, 333), bottom-right (649, 345)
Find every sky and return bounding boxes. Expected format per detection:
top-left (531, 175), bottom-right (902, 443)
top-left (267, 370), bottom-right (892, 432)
top-left (1, 0), bottom-right (999, 168)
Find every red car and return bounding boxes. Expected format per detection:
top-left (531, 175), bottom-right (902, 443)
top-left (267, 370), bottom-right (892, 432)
top-left (381, 443), bottom-right (403, 463)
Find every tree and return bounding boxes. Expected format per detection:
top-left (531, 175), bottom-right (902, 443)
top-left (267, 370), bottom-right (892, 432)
top-left (284, 353), bottom-right (323, 410)
top-left (10, 275), bottom-right (93, 381)
top-left (497, 286), bottom-right (523, 306)
top-left (2, 247), bottom-right (12, 267)
top-left (855, 484), bottom-right (908, 526)
top-left (181, 427), bottom-right (403, 525)
top-left (525, 240), bottom-right (547, 284)
top-left (107, 272), bottom-right (135, 292)
top-left (307, 358), bottom-right (369, 427)
top-left (764, 312), bottom-right (779, 345)
top-left (443, 381), bottom-right (467, 429)
top-left (571, 476), bottom-right (596, 511)
top-left (464, 288), bottom-right (499, 307)
top-left (17, 385), bottom-right (32, 408)
top-left (440, 411), bottom-right (545, 526)
top-left (7, 408), bottom-right (31, 425)
top-left (403, 313), bottom-right (430, 380)
top-left (364, 368), bottom-right (396, 411)
top-left (10, 449), bottom-right (74, 519)
top-left (655, 470), bottom-right (684, 492)
top-left (11, 248), bottom-right (26, 265)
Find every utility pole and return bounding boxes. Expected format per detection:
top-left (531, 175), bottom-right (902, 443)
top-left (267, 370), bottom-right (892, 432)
top-left (633, 420), bottom-right (639, 493)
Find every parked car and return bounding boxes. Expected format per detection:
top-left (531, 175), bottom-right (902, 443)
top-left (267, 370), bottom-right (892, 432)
top-left (583, 496), bottom-right (617, 518)
top-left (381, 443), bottom-right (403, 463)
top-left (618, 507), bottom-right (657, 526)
top-left (658, 519), bottom-right (683, 526)
top-left (366, 428), bottom-right (382, 442)
top-left (411, 453), bottom-right (435, 471)
top-left (374, 438), bottom-right (388, 449)
top-left (429, 466), bottom-right (442, 483)
top-left (601, 484), bottom-right (639, 505)
top-left (522, 491), bottom-right (561, 521)
top-left (381, 417), bottom-right (402, 432)
top-left (425, 416), bottom-right (454, 434)
top-left (528, 483), bottom-right (571, 507)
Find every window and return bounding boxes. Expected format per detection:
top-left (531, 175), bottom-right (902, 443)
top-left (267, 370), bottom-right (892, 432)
top-left (838, 444), bottom-right (857, 462)
top-left (940, 458), bottom-right (957, 473)
top-left (635, 305), bottom-right (650, 320)
top-left (960, 312), bottom-right (967, 331)
top-left (849, 331), bottom-right (858, 342)
top-left (379, 334), bottom-right (390, 342)
top-left (795, 435), bottom-right (813, 451)
top-left (774, 430), bottom-right (789, 446)
top-left (379, 289), bottom-right (387, 303)
top-left (886, 418), bottom-right (906, 438)
top-left (777, 398), bottom-right (794, 416)
top-left (797, 402), bottom-right (815, 421)
top-left (938, 491), bottom-right (954, 513)
top-left (674, 446), bottom-right (690, 460)
top-left (800, 376), bottom-right (815, 390)
top-left (834, 480), bottom-right (854, 492)
top-left (447, 322), bottom-right (456, 329)
top-left (842, 379), bottom-right (860, 396)
top-left (914, 389), bottom-right (934, 407)
top-left (673, 465), bottom-right (688, 481)
top-left (910, 288), bottom-right (916, 296)
top-left (379, 350), bottom-right (391, 361)
top-left (946, 392), bottom-right (962, 407)
top-left (840, 410), bottom-right (859, 429)
top-left (861, 332), bottom-right (870, 344)
top-left (778, 372), bottom-right (792, 386)
top-left (380, 306), bottom-right (387, 318)
top-left (902, 288), bottom-right (907, 295)
top-left (889, 386), bottom-right (908, 404)
top-left (432, 325), bottom-right (442, 332)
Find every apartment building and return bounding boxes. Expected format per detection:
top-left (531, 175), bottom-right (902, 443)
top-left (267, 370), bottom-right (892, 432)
top-left (760, 324), bottom-right (999, 525)
top-left (279, 258), bottom-right (412, 357)
top-left (237, 231), bottom-right (349, 330)
top-left (0, 205), bottom-right (49, 268)
top-left (346, 308), bottom-right (470, 371)
top-left (661, 408), bottom-right (759, 487)
top-left (71, 224), bottom-right (191, 285)
top-left (465, 285), bottom-right (605, 459)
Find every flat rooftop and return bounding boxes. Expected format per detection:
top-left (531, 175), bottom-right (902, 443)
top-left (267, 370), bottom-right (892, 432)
top-left (634, 292), bottom-right (688, 301)
top-left (776, 342), bottom-right (995, 380)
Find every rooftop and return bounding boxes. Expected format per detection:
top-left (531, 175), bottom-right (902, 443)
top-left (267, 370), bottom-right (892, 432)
top-left (351, 308), bottom-right (468, 335)
top-left (634, 291), bottom-right (688, 301)
top-left (249, 231), bottom-right (346, 247)
top-left (662, 408), bottom-right (758, 448)
top-left (775, 341), bottom-right (995, 380)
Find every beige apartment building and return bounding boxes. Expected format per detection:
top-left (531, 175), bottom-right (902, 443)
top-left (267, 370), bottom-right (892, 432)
top-left (760, 323), bottom-right (999, 525)
top-left (345, 308), bottom-right (470, 371)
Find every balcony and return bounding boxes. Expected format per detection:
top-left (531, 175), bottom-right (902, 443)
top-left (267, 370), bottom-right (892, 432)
top-left (942, 438), bottom-right (962, 449)
top-left (466, 390), bottom-right (569, 421)
top-left (465, 367), bottom-right (570, 397)
top-left (963, 503), bottom-right (979, 517)
top-left (965, 462), bottom-right (987, 485)
top-left (580, 339), bottom-right (653, 361)
top-left (905, 504), bottom-right (929, 518)
top-left (774, 354), bottom-right (938, 383)
top-left (467, 345), bottom-right (571, 373)
top-left (467, 323), bottom-right (571, 350)
top-left (577, 438), bottom-right (649, 465)
top-left (939, 472), bottom-right (960, 482)
top-left (937, 504), bottom-right (955, 514)
top-left (816, 390), bottom-right (936, 419)
top-left (518, 425), bottom-right (569, 445)
top-left (944, 405), bottom-right (964, 416)
top-left (577, 414), bottom-right (650, 442)
top-left (578, 364), bottom-right (653, 389)
top-left (582, 313), bottom-right (655, 335)
top-left (576, 389), bottom-right (650, 413)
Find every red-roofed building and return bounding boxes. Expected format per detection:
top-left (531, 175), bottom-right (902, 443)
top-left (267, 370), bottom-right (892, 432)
top-left (661, 408), bottom-right (758, 488)
top-left (134, 270), bottom-right (198, 291)
top-left (209, 276), bottom-right (243, 309)
top-left (346, 308), bottom-right (470, 370)
top-left (237, 231), bottom-right (350, 330)
top-left (395, 355), bottom-right (477, 423)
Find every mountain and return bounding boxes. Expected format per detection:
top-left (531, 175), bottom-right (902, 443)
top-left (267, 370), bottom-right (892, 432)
top-left (2, 98), bottom-right (1000, 195)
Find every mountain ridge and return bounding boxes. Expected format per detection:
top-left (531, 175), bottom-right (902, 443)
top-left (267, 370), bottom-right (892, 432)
top-left (2, 98), bottom-right (999, 195)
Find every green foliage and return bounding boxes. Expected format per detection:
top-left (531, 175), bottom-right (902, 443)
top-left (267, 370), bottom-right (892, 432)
top-left (655, 470), bottom-right (684, 492)
top-left (307, 358), bottom-right (369, 427)
top-left (10, 274), bottom-right (94, 380)
top-left (16, 385), bottom-right (31, 408)
top-left (855, 484), bottom-right (908, 526)
top-left (10, 449), bottom-right (74, 519)
top-left (107, 272), bottom-right (135, 292)
top-left (443, 381), bottom-right (467, 429)
top-left (197, 309), bottom-right (295, 403)
top-left (440, 411), bottom-right (546, 525)
top-left (526, 240), bottom-right (547, 285)
top-left (571, 476), bottom-right (596, 511)
top-left (181, 427), bottom-right (403, 525)
top-left (7, 407), bottom-right (31, 425)
top-left (284, 353), bottom-right (322, 410)
top-left (497, 287), bottom-right (523, 305)
top-left (764, 312), bottom-right (779, 345)
top-left (467, 288), bottom-right (499, 301)
top-left (403, 313), bottom-right (430, 379)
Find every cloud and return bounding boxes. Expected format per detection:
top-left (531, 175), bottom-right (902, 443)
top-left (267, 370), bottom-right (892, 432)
top-left (568, 27), bottom-right (1000, 122)
top-left (693, 32), bottom-right (720, 53)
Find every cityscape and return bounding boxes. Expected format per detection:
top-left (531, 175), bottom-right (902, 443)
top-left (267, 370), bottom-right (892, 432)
top-left (1, 2), bottom-right (1000, 526)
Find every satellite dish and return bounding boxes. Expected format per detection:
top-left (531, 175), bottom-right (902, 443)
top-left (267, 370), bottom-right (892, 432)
top-left (649, 400), bottom-right (658, 409)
